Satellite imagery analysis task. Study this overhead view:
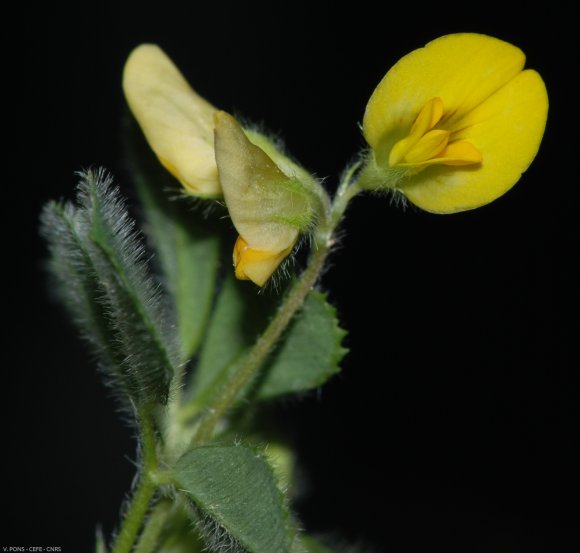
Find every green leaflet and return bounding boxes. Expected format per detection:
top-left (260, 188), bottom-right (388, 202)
top-left (191, 278), bottom-right (346, 404)
top-left (40, 169), bottom-right (177, 405)
top-left (174, 445), bottom-right (293, 553)
top-left (257, 291), bottom-right (348, 400)
top-left (41, 201), bottom-right (127, 384)
top-left (126, 123), bottom-right (221, 361)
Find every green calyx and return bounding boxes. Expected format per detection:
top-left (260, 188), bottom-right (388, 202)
top-left (356, 151), bottom-right (410, 191)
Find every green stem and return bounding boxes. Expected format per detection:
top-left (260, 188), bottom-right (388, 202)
top-left (336, 160), bottom-right (362, 199)
top-left (194, 245), bottom-right (330, 444)
top-left (134, 501), bottom-right (171, 553)
top-left (111, 408), bottom-right (159, 553)
top-left (193, 169), bottom-right (360, 445)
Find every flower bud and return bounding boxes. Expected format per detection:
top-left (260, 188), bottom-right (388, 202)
top-left (214, 112), bottom-right (317, 286)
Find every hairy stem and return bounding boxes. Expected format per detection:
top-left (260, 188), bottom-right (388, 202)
top-left (193, 170), bottom-right (359, 445)
top-left (111, 408), bottom-right (159, 553)
top-left (134, 501), bottom-right (172, 553)
top-left (193, 245), bottom-right (330, 444)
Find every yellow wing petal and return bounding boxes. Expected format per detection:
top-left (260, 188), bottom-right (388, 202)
top-left (402, 70), bottom-right (548, 213)
top-left (363, 34), bottom-right (526, 161)
top-left (123, 44), bottom-right (221, 197)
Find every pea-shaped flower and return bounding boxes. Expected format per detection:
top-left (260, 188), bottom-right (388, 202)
top-left (362, 33), bottom-right (548, 213)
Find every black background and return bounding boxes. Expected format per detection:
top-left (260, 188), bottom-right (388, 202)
top-left (4, 1), bottom-right (579, 551)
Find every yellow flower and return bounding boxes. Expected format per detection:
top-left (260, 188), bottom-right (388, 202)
top-left (123, 44), bottom-right (220, 197)
top-left (214, 112), bottom-right (317, 287)
top-left (362, 33), bottom-right (548, 213)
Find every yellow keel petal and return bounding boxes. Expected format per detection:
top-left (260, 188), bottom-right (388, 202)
top-left (233, 236), bottom-right (294, 287)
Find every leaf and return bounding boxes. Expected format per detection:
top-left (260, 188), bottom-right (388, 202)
top-left (83, 170), bottom-right (178, 402)
top-left (190, 281), bottom-right (346, 405)
top-left (174, 445), bottom-right (293, 553)
top-left (41, 169), bottom-right (177, 405)
top-left (126, 121), bottom-right (221, 361)
top-left (191, 273), bottom-right (276, 402)
top-left (41, 201), bottom-right (127, 382)
top-left (256, 291), bottom-right (347, 400)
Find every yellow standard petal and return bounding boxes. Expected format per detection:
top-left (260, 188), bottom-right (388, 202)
top-left (403, 70), bottom-right (547, 213)
top-left (123, 44), bottom-right (221, 197)
top-left (215, 112), bottom-right (315, 286)
top-left (362, 33), bottom-right (547, 213)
